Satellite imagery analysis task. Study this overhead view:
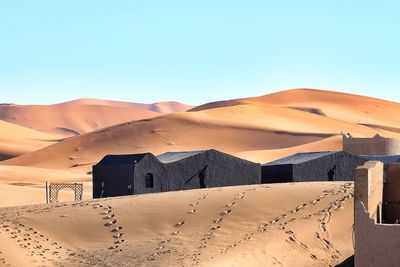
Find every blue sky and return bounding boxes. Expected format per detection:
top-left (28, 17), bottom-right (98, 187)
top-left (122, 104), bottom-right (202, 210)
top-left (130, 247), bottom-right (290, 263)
top-left (1, 1), bottom-right (399, 105)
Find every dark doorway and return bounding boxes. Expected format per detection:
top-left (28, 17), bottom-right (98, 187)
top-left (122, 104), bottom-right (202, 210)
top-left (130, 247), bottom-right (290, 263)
top-left (199, 167), bottom-right (208, 188)
top-left (145, 173), bottom-right (154, 188)
top-left (328, 165), bottom-right (337, 181)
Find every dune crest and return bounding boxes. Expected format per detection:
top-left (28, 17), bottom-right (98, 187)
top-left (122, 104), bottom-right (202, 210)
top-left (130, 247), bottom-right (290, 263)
top-left (2, 89), bottom-right (400, 181)
top-left (0, 120), bottom-right (59, 161)
top-left (0, 99), bottom-right (192, 137)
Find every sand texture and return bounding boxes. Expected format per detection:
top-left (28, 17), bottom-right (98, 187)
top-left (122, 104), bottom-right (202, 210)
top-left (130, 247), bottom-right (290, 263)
top-left (0, 182), bottom-right (353, 266)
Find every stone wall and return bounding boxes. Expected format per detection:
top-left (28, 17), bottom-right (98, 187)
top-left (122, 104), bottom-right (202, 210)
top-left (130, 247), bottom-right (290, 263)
top-left (382, 163), bottom-right (400, 223)
top-left (354, 161), bottom-right (400, 267)
top-left (343, 135), bottom-right (400, 156)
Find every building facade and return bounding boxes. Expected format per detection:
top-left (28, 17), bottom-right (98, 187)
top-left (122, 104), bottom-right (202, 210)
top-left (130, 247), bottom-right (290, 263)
top-left (93, 149), bottom-right (261, 198)
top-left (262, 151), bottom-right (367, 183)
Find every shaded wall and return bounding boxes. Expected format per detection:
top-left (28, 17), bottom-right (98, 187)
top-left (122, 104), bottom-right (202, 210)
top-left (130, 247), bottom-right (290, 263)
top-left (294, 152), bottom-right (366, 182)
top-left (261, 164), bottom-right (293, 183)
top-left (133, 155), bottom-right (165, 194)
top-left (354, 161), bottom-right (400, 267)
top-left (164, 150), bottom-right (261, 191)
top-left (93, 150), bottom-right (261, 197)
top-left (382, 163), bottom-right (400, 223)
top-left (92, 164), bottom-right (134, 198)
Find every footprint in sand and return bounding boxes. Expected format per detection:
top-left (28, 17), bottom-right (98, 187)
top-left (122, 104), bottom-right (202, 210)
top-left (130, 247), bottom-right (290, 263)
top-left (220, 209), bottom-right (232, 216)
top-left (210, 225), bottom-right (220, 231)
top-left (103, 214), bottom-right (115, 219)
top-left (104, 220), bottom-right (118, 227)
top-left (213, 218), bottom-right (222, 224)
top-left (113, 233), bottom-right (123, 238)
top-left (226, 202), bottom-right (236, 207)
top-left (175, 221), bottom-right (185, 227)
top-left (111, 226), bottom-right (123, 233)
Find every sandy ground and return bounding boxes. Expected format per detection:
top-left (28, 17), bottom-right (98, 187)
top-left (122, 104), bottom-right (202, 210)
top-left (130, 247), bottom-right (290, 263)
top-left (0, 89), bottom-right (396, 265)
top-left (0, 182), bottom-right (353, 267)
top-left (0, 183), bottom-right (92, 208)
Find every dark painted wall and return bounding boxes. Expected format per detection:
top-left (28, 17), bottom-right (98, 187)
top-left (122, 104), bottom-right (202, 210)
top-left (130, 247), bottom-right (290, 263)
top-left (261, 152), bottom-right (367, 183)
top-left (293, 152), bottom-right (366, 182)
top-left (164, 150), bottom-right (260, 191)
top-left (93, 164), bottom-right (134, 198)
top-left (133, 155), bottom-right (165, 194)
top-left (93, 150), bottom-right (261, 198)
top-left (261, 164), bottom-right (293, 183)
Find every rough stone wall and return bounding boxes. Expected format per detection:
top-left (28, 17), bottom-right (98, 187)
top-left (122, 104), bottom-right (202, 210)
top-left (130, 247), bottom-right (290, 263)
top-left (354, 161), bottom-right (400, 267)
top-left (343, 135), bottom-right (400, 156)
top-left (163, 150), bottom-right (261, 192)
top-left (294, 152), bottom-right (367, 182)
top-left (133, 154), bottom-right (165, 194)
top-left (382, 163), bottom-right (400, 223)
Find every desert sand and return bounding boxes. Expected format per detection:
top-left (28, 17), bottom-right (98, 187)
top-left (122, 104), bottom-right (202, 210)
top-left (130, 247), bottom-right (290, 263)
top-left (0, 88), bottom-right (398, 266)
top-left (0, 120), bottom-right (60, 161)
top-left (0, 182), bottom-right (353, 266)
top-left (0, 99), bottom-right (192, 137)
top-left (2, 89), bottom-right (400, 179)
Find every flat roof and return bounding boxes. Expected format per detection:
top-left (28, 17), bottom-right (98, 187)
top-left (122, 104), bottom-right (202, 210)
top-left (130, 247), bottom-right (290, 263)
top-left (156, 150), bottom-right (206, 163)
top-left (361, 155), bottom-right (400, 164)
top-left (97, 153), bottom-right (150, 165)
top-left (264, 151), bottom-right (339, 166)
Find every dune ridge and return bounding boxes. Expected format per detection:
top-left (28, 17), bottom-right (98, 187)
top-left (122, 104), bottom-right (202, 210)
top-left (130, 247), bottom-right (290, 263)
top-left (0, 120), bottom-right (60, 161)
top-left (0, 99), bottom-right (192, 137)
top-left (2, 89), bottom-right (400, 181)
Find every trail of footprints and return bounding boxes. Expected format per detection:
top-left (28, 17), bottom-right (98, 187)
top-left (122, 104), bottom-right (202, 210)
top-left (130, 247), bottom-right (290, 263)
top-left (147, 192), bottom-right (211, 263)
top-left (213, 183), bottom-right (353, 262)
top-left (192, 191), bottom-right (247, 265)
top-left (0, 219), bottom-right (76, 266)
top-left (91, 203), bottom-right (125, 252)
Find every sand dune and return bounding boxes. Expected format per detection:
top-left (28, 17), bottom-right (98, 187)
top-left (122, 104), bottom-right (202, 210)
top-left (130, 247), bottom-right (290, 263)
top-left (0, 99), bottom-right (192, 137)
top-left (2, 88), bottom-right (400, 184)
top-left (192, 88), bottom-right (400, 133)
top-left (0, 89), bottom-right (393, 266)
top-left (0, 120), bottom-right (59, 161)
top-left (0, 182), bottom-right (353, 266)
top-left (1, 102), bottom-right (387, 178)
top-left (238, 135), bottom-right (343, 163)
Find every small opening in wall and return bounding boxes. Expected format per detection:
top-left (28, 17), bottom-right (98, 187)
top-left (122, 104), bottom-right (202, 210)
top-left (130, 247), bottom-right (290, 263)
top-left (199, 167), bottom-right (208, 188)
top-left (328, 164), bottom-right (337, 181)
top-left (145, 173), bottom-right (154, 188)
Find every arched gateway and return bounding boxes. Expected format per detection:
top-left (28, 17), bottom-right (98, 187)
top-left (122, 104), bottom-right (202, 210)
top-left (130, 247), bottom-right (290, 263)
top-left (47, 183), bottom-right (83, 203)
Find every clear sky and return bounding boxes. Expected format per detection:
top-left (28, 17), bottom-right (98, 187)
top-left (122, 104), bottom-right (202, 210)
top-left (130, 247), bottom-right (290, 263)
top-left (1, 1), bottom-right (399, 105)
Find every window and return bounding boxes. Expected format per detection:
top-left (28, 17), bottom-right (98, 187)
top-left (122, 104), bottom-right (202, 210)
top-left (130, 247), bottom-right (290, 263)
top-left (145, 173), bottom-right (154, 188)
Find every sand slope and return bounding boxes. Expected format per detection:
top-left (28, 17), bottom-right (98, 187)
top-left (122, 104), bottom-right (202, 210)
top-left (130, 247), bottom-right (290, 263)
top-left (2, 89), bottom-right (400, 182)
top-left (0, 120), bottom-right (59, 161)
top-left (1, 103), bottom-right (386, 176)
top-left (0, 182), bottom-right (353, 267)
top-left (192, 88), bottom-right (400, 132)
top-left (0, 99), bottom-right (192, 137)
